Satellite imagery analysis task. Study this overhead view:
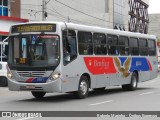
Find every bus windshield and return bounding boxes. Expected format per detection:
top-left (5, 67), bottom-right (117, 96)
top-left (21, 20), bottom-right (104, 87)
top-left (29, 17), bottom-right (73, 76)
top-left (8, 34), bottom-right (60, 68)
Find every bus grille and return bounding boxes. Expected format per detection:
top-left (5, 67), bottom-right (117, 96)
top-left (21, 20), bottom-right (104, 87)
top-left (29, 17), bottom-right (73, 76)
top-left (17, 71), bottom-right (46, 77)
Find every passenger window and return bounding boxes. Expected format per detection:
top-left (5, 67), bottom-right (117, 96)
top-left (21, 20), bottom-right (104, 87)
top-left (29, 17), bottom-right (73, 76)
top-left (148, 39), bottom-right (156, 56)
top-left (93, 33), bottom-right (107, 55)
top-left (63, 30), bottom-right (77, 65)
top-left (139, 38), bottom-right (148, 56)
top-left (129, 38), bottom-right (139, 56)
top-left (78, 31), bottom-right (93, 55)
top-left (119, 36), bottom-right (129, 55)
top-left (0, 64), bottom-right (2, 70)
top-left (107, 35), bottom-right (118, 55)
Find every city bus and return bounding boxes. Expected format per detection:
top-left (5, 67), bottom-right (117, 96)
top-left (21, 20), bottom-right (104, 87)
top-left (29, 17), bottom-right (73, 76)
top-left (7, 22), bottom-right (157, 99)
top-left (0, 39), bottom-right (8, 87)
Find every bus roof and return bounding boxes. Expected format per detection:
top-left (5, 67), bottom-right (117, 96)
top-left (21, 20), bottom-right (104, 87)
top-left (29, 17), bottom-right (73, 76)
top-left (10, 21), bottom-right (156, 40)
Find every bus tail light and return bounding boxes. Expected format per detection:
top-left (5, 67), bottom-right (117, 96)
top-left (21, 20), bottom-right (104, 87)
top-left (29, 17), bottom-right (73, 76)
top-left (50, 73), bottom-right (61, 80)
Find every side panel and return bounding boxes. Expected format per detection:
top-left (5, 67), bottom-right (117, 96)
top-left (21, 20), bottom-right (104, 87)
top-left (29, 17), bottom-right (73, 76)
top-left (84, 57), bottom-right (116, 87)
top-left (147, 56), bottom-right (157, 80)
top-left (61, 56), bottom-right (97, 92)
top-left (83, 56), bottom-right (156, 88)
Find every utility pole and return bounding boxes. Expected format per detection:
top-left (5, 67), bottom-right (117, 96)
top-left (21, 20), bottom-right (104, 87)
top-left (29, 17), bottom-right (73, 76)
top-left (42, 0), bottom-right (46, 21)
top-left (42, 0), bottom-right (50, 21)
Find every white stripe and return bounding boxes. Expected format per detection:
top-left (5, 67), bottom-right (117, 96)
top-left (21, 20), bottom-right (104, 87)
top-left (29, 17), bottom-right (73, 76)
top-left (90, 100), bottom-right (113, 106)
top-left (139, 92), bottom-right (154, 96)
top-left (17, 117), bottom-right (35, 120)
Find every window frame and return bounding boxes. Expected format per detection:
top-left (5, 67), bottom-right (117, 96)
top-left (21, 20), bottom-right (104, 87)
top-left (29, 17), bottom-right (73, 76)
top-left (0, 0), bottom-right (8, 16)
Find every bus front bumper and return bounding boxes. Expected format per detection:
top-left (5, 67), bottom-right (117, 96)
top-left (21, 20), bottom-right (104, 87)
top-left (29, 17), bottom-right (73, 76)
top-left (7, 78), bottom-right (62, 93)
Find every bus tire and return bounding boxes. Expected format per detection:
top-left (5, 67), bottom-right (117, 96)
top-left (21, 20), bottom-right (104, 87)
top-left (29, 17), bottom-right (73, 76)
top-left (0, 77), bottom-right (8, 87)
top-left (31, 91), bottom-right (46, 98)
top-left (122, 72), bottom-right (138, 91)
top-left (76, 76), bottom-right (89, 99)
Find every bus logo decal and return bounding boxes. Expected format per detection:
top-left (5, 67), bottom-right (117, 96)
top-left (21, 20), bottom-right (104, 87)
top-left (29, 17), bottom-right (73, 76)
top-left (89, 60), bottom-right (92, 66)
top-left (114, 57), bottom-right (131, 78)
top-left (84, 57), bottom-right (117, 75)
top-left (29, 72), bottom-right (32, 77)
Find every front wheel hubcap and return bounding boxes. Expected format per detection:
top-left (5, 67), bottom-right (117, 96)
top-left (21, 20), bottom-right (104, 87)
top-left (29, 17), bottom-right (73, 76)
top-left (80, 81), bottom-right (88, 95)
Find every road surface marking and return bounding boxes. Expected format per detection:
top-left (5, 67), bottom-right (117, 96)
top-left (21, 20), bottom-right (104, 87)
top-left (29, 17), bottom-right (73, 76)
top-left (17, 117), bottom-right (35, 120)
top-left (90, 100), bottom-right (113, 106)
top-left (139, 92), bottom-right (154, 96)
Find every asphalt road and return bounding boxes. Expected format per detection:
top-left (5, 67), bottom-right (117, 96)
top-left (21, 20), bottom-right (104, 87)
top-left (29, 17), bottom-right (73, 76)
top-left (1, 74), bottom-right (160, 120)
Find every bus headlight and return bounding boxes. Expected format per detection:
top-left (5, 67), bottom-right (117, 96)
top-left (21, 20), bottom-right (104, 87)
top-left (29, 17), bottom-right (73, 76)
top-left (50, 73), bottom-right (61, 80)
top-left (7, 73), bottom-right (13, 79)
top-left (7, 65), bottom-right (14, 80)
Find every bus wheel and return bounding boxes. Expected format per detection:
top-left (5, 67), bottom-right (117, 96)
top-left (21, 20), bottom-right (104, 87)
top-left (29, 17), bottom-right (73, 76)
top-left (122, 72), bottom-right (138, 91)
top-left (0, 77), bottom-right (8, 87)
top-left (31, 91), bottom-right (46, 98)
top-left (76, 76), bottom-right (89, 99)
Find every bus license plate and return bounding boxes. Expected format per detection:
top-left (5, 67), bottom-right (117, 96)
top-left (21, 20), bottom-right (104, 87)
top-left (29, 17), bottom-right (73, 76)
top-left (26, 85), bottom-right (35, 89)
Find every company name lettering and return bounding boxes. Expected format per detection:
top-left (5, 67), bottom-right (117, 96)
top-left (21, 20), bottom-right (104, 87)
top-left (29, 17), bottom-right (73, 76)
top-left (94, 60), bottom-right (109, 67)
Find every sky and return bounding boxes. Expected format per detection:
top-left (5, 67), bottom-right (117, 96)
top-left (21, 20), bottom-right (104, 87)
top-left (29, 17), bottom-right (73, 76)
top-left (148, 0), bottom-right (160, 13)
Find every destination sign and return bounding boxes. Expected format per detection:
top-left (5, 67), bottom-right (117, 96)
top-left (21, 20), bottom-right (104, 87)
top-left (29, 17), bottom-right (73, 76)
top-left (11, 24), bottom-right (56, 33)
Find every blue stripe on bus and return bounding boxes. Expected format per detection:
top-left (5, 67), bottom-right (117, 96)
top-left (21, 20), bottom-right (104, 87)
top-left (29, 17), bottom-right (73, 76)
top-left (30, 77), bottom-right (48, 83)
top-left (119, 57), bottom-right (151, 72)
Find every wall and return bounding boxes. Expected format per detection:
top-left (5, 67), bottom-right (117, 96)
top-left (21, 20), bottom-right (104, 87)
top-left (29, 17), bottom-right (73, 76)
top-left (10, 0), bottom-right (21, 18)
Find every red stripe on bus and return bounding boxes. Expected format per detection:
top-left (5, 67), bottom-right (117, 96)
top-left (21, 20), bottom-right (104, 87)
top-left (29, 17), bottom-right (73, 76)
top-left (84, 57), bottom-right (117, 75)
top-left (26, 78), bottom-right (34, 83)
top-left (147, 59), bottom-right (152, 71)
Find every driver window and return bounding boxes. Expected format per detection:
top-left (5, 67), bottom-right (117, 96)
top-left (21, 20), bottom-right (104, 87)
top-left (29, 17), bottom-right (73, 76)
top-left (62, 30), bottom-right (77, 65)
top-left (22, 38), bottom-right (27, 58)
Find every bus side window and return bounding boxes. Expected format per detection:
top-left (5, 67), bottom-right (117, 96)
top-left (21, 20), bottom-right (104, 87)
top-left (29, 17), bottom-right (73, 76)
top-left (78, 31), bottom-right (93, 55)
top-left (148, 39), bottom-right (156, 56)
top-left (0, 64), bottom-right (2, 69)
top-left (119, 36), bottom-right (129, 55)
top-left (129, 37), bottom-right (139, 56)
top-left (139, 38), bottom-right (148, 56)
top-left (107, 35), bottom-right (118, 55)
top-left (93, 33), bottom-right (107, 55)
top-left (62, 30), bottom-right (77, 65)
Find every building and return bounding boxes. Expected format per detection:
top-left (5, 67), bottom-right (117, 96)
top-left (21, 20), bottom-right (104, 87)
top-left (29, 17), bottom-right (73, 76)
top-left (21, 0), bottom-right (127, 29)
top-left (148, 14), bottom-right (160, 39)
top-left (21, 0), bottom-right (149, 32)
top-left (0, 0), bottom-right (28, 41)
top-left (128, 0), bottom-right (149, 34)
top-left (148, 14), bottom-right (160, 61)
